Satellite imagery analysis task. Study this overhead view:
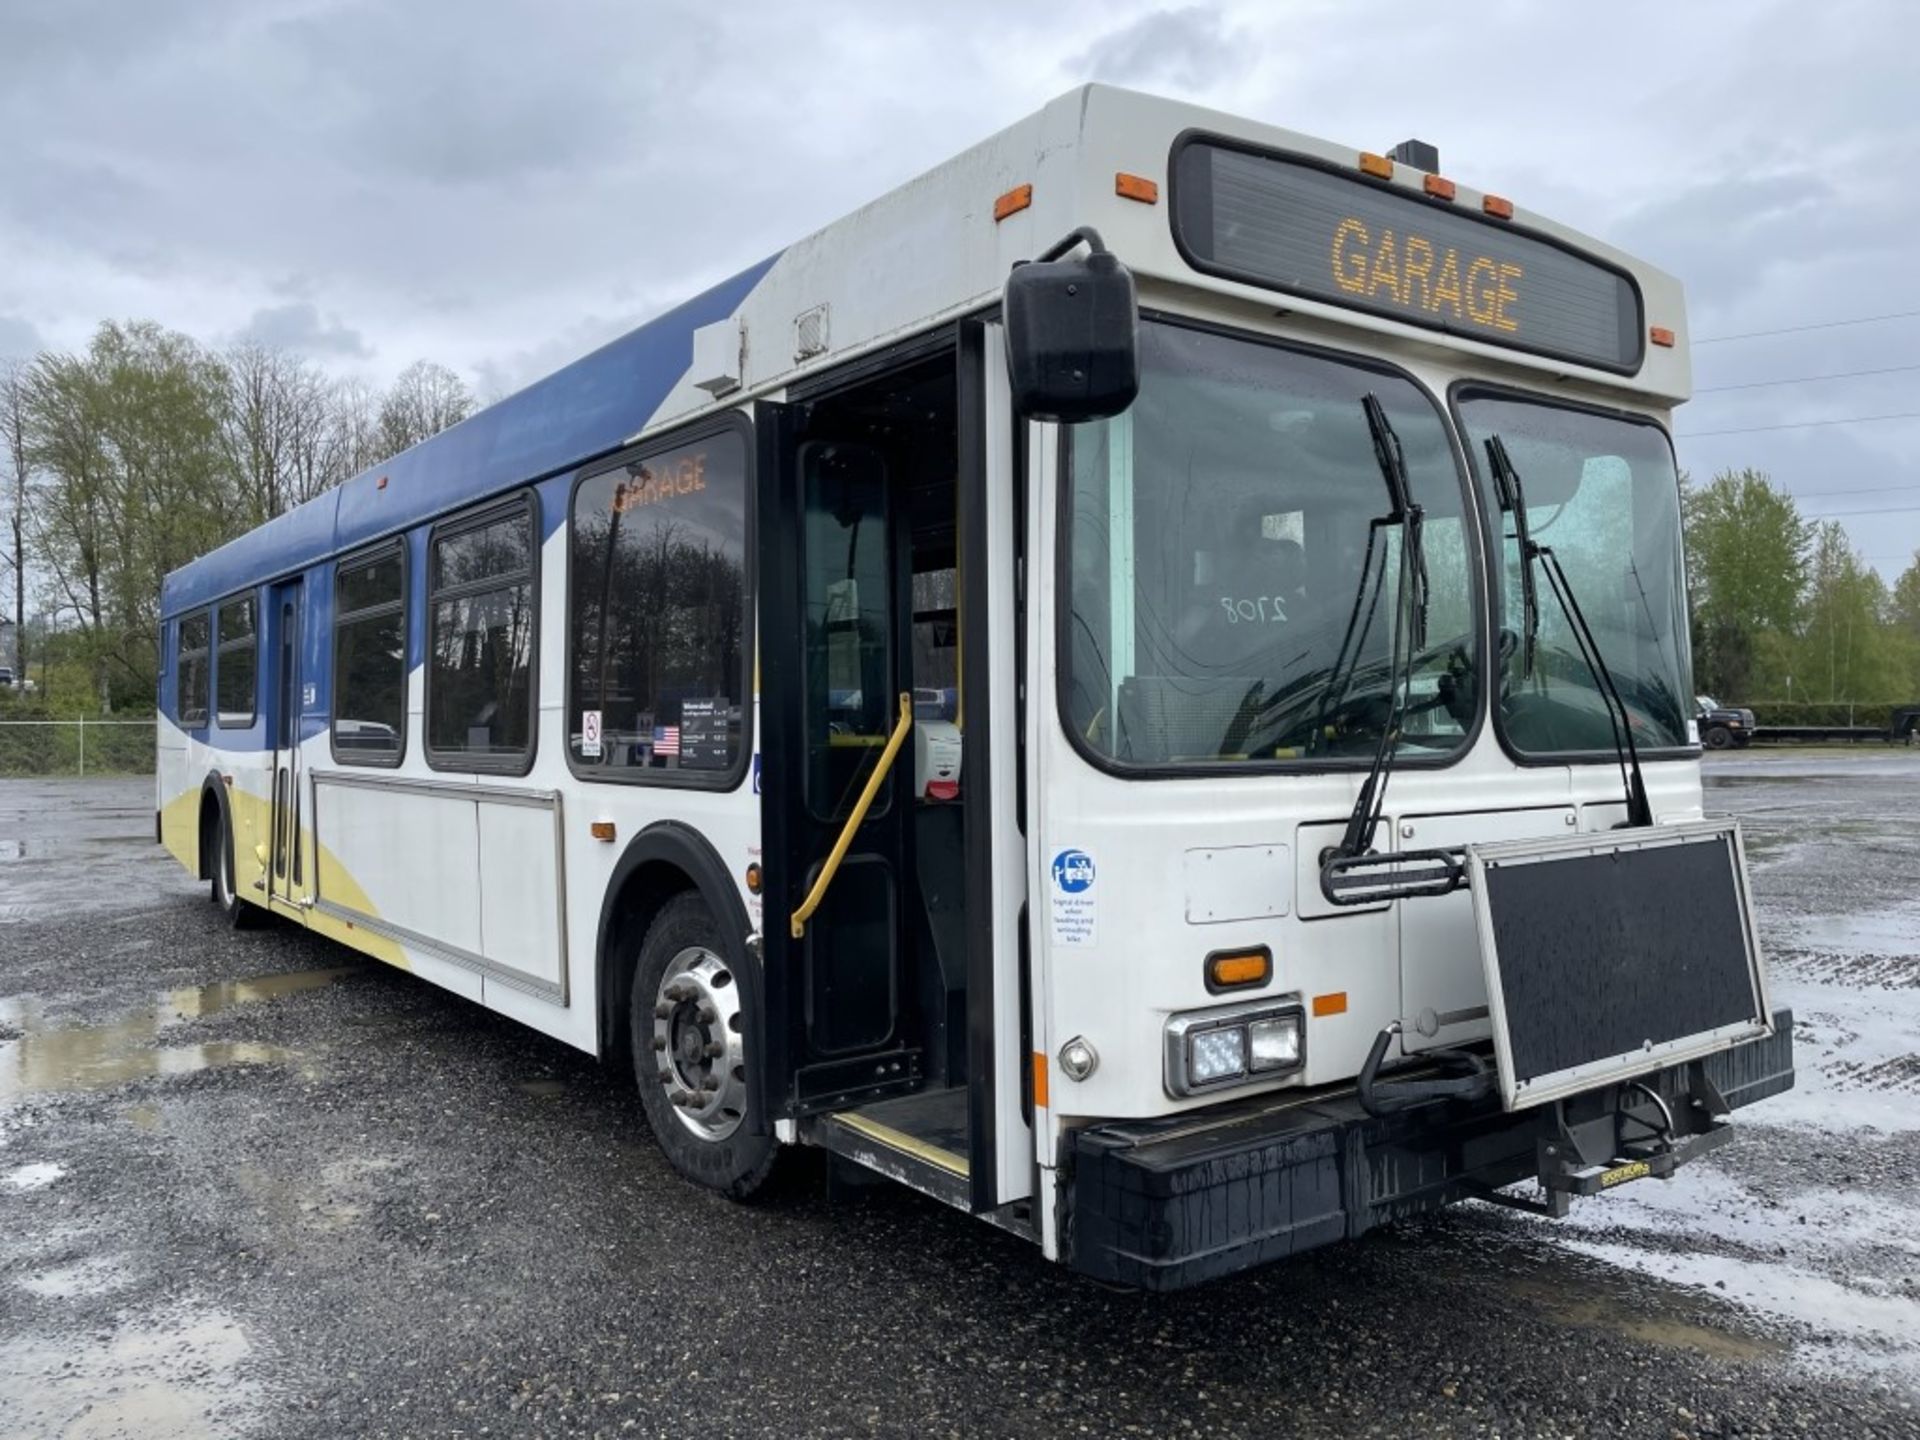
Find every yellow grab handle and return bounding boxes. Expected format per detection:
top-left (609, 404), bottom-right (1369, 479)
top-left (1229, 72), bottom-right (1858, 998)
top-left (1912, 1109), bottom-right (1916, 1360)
top-left (790, 693), bottom-right (914, 940)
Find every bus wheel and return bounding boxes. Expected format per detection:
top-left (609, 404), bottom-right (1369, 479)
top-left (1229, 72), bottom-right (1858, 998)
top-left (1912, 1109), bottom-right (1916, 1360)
top-left (628, 893), bottom-right (777, 1199)
top-left (213, 811), bottom-right (259, 930)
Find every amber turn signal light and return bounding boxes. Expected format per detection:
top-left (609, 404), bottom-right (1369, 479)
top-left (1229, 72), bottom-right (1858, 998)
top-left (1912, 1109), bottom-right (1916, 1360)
top-left (993, 184), bottom-right (1032, 221)
top-left (1205, 947), bottom-right (1272, 993)
top-left (589, 821), bottom-right (616, 843)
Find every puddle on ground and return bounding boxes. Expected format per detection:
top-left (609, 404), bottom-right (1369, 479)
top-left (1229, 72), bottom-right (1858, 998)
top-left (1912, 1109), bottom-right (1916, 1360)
top-left (5, 1160), bottom-right (65, 1190)
top-left (0, 967), bottom-right (350, 1103)
top-left (1505, 1272), bottom-right (1783, 1363)
top-left (517, 1078), bottom-right (568, 1098)
top-left (0, 1303), bottom-right (258, 1439)
top-left (15, 1253), bottom-right (134, 1299)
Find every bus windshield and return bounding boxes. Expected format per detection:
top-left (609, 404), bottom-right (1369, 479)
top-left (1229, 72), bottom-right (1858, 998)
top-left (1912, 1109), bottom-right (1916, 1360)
top-left (1062, 321), bottom-right (1479, 769)
top-left (1456, 390), bottom-right (1691, 755)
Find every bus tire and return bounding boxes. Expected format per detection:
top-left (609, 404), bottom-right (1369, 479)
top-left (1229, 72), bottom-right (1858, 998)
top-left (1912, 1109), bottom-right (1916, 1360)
top-left (213, 810), bottom-right (260, 929)
top-left (628, 892), bottom-right (777, 1199)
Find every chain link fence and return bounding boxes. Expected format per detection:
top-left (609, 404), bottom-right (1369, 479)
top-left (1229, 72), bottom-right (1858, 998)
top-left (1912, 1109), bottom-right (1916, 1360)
top-left (0, 718), bottom-right (157, 776)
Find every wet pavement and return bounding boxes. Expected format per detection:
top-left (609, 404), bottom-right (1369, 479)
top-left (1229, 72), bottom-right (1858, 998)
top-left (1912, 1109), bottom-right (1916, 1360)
top-left (0, 767), bottom-right (1915, 1438)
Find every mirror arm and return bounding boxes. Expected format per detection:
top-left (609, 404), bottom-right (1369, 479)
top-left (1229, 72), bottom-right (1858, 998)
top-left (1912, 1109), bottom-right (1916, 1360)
top-left (1032, 226), bottom-right (1112, 264)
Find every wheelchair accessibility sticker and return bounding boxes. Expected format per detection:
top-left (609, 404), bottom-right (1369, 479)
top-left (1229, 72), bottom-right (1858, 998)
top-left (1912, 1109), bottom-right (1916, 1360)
top-left (1050, 848), bottom-right (1097, 947)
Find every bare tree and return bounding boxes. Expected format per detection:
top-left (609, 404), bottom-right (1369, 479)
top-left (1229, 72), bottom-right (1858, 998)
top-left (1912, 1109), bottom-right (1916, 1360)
top-left (324, 375), bottom-right (385, 488)
top-left (378, 360), bottom-right (473, 457)
top-left (221, 343), bottom-right (337, 524)
top-left (0, 359), bottom-right (31, 679)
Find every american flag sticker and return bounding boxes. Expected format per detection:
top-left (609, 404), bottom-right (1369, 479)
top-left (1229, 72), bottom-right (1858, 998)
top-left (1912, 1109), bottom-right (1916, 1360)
top-left (652, 725), bottom-right (681, 758)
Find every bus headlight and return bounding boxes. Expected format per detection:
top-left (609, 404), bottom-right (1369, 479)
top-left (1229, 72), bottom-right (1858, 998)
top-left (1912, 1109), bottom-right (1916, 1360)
top-left (1165, 1001), bottom-right (1305, 1098)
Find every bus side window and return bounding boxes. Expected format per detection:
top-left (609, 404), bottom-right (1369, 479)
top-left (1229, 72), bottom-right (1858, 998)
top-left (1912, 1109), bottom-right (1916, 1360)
top-left (215, 595), bottom-right (258, 728)
top-left (427, 497), bottom-right (538, 771)
top-left (566, 427), bottom-right (749, 783)
top-left (332, 543), bottom-right (407, 764)
top-left (177, 612), bottom-right (210, 729)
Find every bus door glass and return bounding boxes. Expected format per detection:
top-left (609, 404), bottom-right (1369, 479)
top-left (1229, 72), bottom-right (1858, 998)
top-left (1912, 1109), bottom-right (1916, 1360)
top-left (798, 442), bottom-right (905, 1058)
top-left (268, 577), bottom-right (304, 906)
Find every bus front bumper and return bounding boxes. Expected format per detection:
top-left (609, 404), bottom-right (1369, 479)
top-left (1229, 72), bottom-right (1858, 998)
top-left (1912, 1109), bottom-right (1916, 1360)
top-left (1061, 1009), bottom-right (1795, 1291)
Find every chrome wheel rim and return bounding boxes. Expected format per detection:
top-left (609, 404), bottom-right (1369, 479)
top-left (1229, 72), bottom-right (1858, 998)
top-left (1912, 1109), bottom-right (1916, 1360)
top-left (217, 832), bottom-right (235, 907)
top-left (652, 946), bottom-right (747, 1142)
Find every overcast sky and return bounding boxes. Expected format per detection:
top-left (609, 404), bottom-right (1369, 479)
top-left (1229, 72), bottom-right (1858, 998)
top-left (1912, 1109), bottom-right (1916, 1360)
top-left (4, 0), bottom-right (1917, 571)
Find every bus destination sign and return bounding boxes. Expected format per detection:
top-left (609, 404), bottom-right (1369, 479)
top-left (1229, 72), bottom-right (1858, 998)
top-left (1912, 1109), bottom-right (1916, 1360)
top-left (1173, 140), bottom-right (1644, 372)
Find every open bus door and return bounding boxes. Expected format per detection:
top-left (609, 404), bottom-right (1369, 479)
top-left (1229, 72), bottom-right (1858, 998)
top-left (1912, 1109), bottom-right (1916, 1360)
top-left (755, 400), bottom-right (921, 1117)
top-left (755, 325), bottom-right (1034, 1217)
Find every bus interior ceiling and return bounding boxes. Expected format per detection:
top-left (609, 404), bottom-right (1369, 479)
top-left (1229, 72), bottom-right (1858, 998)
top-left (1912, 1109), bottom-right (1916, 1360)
top-left (803, 351), bottom-right (975, 1161)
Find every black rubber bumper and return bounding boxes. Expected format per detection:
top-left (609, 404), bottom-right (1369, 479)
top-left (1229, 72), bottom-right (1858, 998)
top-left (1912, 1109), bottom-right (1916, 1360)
top-left (1063, 1008), bottom-right (1795, 1291)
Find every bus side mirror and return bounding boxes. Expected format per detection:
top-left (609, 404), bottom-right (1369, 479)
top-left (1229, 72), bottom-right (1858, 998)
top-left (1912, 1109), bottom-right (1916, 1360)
top-left (1003, 228), bottom-right (1139, 423)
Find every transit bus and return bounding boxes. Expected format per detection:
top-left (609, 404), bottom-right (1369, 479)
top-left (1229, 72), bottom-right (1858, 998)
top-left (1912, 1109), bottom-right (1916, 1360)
top-left (157, 86), bottom-right (1793, 1288)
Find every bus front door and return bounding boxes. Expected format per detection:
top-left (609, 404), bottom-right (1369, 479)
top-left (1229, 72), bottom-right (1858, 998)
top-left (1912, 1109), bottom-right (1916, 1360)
top-left (757, 404), bottom-right (920, 1117)
top-left (268, 577), bottom-right (306, 910)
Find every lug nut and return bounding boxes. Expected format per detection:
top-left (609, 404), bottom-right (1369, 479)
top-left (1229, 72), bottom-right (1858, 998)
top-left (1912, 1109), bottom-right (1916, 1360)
top-left (653, 1036), bottom-right (668, 1052)
top-left (696, 1004), bottom-right (717, 1024)
top-left (704, 1042), bottom-right (725, 1058)
top-left (654, 1002), bottom-right (673, 1019)
top-left (700, 1076), bottom-right (721, 1092)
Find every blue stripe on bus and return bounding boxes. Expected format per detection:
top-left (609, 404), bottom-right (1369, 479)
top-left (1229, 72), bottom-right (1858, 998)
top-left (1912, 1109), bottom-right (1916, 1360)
top-left (161, 254), bottom-right (780, 618)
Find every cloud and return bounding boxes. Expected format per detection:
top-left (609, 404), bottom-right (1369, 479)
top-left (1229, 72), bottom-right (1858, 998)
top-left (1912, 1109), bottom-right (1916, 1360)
top-left (1069, 7), bottom-right (1246, 90)
top-left (0, 0), bottom-right (1911, 577)
top-left (0, 314), bottom-right (44, 361)
top-left (233, 302), bottom-right (371, 358)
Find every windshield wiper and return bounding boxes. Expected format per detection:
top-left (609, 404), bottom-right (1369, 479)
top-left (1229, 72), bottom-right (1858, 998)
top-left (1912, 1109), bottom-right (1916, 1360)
top-left (1331, 396), bottom-right (1426, 863)
top-left (1317, 397), bottom-right (1431, 742)
top-left (1482, 435), bottom-right (1539, 677)
top-left (1484, 434), bottom-right (1652, 829)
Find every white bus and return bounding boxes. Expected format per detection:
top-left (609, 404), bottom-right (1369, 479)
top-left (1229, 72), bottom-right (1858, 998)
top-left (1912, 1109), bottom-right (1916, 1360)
top-left (158, 86), bottom-right (1792, 1288)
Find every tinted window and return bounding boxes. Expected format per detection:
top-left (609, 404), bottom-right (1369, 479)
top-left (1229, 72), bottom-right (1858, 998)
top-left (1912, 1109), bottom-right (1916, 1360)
top-left (430, 500), bottom-right (535, 766)
top-left (216, 596), bottom-right (257, 727)
top-left (333, 545), bottom-right (407, 763)
top-left (177, 613), bottom-right (210, 727)
top-left (568, 432), bottom-right (747, 780)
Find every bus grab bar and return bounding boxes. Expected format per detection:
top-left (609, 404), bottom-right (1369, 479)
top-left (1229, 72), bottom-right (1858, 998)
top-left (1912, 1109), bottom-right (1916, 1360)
top-left (790, 693), bottom-right (914, 940)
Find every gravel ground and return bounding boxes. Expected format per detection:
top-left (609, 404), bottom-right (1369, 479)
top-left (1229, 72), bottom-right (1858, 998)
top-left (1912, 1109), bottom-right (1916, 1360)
top-left (0, 767), bottom-right (1915, 1439)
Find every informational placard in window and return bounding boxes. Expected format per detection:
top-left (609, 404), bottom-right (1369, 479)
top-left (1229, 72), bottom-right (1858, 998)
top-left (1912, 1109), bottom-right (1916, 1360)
top-left (678, 697), bottom-right (731, 770)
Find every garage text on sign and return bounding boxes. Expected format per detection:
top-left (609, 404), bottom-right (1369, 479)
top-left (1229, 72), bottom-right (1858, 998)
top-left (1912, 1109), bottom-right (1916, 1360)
top-left (1172, 139), bottom-right (1644, 371)
top-left (1329, 217), bottom-right (1521, 334)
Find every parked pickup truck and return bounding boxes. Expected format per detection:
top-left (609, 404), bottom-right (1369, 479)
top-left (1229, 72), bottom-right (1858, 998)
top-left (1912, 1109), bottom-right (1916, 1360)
top-left (1696, 695), bottom-right (1756, 749)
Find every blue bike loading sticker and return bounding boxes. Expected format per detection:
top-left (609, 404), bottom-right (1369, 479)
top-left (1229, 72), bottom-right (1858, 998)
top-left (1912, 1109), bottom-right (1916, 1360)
top-left (1050, 849), bottom-right (1097, 945)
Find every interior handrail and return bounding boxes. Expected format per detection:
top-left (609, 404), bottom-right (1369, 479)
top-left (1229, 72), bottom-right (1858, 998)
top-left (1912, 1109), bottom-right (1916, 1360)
top-left (790, 692), bottom-right (914, 940)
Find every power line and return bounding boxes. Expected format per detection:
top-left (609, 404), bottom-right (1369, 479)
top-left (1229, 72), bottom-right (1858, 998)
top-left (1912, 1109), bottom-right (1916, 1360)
top-left (1694, 309), bottom-right (1920, 344)
top-left (1696, 362), bottom-right (1920, 393)
top-left (1677, 411), bottom-right (1920, 438)
top-left (1782, 481), bottom-right (1920, 500)
top-left (1798, 501), bottom-right (1920, 518)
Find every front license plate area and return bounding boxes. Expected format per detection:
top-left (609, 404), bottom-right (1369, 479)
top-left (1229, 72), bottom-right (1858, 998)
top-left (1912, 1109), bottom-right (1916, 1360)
top-left (1468, 820), bottom-right (1772, 1111)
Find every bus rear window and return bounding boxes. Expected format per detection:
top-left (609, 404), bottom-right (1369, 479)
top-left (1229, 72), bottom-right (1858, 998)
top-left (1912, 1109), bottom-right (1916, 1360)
top-left (568, 428), bottom-right (748, 783)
